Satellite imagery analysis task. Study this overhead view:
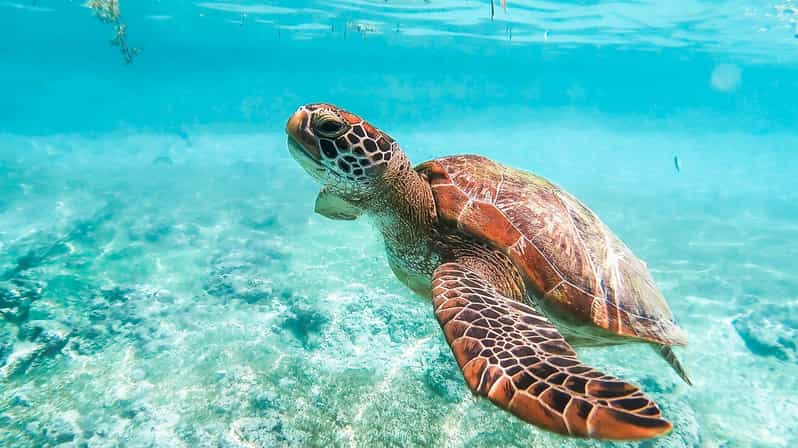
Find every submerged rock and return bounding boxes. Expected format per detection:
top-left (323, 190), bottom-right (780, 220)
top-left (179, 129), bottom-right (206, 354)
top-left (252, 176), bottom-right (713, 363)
top-left (109, 398), bottom-right (145, 420)
top-left (204, 271), bottom-right (275, 304)
top-left (420, 344), bottom-right (463, 403)
top-left (71, 202), bottom-right (119, 241)
top-left (203, 252), bottom-right (280, 305)
top-left (638, 396), bottom-right (701, 448)
top-left (279, 295), bottom-right (329, 348)
top-left (45, 274), bottom-right (93, 304)
top-left (0, 278), bottom-right (43, 324)
top-left (102, 286), bottom-right (132, 303)
top-left (0, 325), bottom-right (13, 366)
top-left (19, 320), bottom-right (73, 349)
top-left (1, 342), bottom-right (46, 378)
top-left (461, 429), bottom-right (526, 448)
top-left (1, 320), bottom-right (72, 378)
top-left (8, 251), bottom-right (47, 276)
top-left (69, 324), bottom-right (109, 356)
top-left (41, 416), bottom-right (78, 445)
top-left (640, 374), bottom-right (678, 395)
top-left (127, 216), bottom-right (175, 243)
top-left (239, 212), bottom-right (279, 231)
top-left (227, 416), bottom-right (308, 447)
top-left (248, 389), bottom-right (278, 412)
top-left (10, 392), bottom-right (31, 407)
top-left (733, 304), bottom-right (798, 363)
top-left (72, 286), bottom-right (174, 357)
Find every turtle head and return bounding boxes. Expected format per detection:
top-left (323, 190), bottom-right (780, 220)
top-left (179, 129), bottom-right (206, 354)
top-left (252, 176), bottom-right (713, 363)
top-left (285, 103), bottom-right (398, 200)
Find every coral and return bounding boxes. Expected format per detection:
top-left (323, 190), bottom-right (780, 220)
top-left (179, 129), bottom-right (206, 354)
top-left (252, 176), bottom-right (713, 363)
top-left (733, 304), bottom-right (798, 363)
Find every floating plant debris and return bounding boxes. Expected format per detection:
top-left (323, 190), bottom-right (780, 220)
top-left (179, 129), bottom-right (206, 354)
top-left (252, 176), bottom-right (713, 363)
top-left (347, 21), bottom-right (379, 36)
top-left (86, 0), bottom-right (141, 64)
top-left (490, 0), bottom-right (509, 21)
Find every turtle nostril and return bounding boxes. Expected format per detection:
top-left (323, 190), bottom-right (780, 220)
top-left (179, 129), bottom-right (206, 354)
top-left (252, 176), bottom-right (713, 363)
top-left (286, 109), bottom-right (308, 137)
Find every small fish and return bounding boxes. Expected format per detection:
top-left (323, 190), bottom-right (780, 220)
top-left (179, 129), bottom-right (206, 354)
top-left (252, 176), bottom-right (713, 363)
top-left (152, 155), bottom-right (174, 166)
top-left (673, 155), bottom-right (681, 173)
top-left (175, 128), bottom-right (191, 145)
top-left (543, 30), bottom-right (549, 41)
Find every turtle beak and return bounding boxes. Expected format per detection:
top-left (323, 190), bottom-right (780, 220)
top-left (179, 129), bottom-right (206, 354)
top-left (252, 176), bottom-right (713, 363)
top-left (285, 107), bottom-right (321, 161)
top-left (285, 108), bottom-right (306, 137)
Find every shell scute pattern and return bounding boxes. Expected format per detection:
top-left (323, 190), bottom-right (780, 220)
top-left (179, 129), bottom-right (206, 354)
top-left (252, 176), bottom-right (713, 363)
top-left (418, 155), bottom-right (686, 346)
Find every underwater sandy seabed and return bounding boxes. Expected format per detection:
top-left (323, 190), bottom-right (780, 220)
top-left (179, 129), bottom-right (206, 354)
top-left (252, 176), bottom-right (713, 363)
top-left (0, 119), bottom-right (797, 447)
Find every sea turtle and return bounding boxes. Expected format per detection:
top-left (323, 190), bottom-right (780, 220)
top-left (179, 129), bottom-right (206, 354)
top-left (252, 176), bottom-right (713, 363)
top-left (285, 103), bottom-right (690, 440)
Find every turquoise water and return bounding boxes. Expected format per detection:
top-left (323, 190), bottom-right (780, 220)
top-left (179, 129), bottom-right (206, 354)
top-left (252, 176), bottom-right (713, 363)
top-left (2, 1), bottom-right (798, 447)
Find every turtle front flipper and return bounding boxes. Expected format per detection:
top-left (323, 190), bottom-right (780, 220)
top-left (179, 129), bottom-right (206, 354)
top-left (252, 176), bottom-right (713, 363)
top-left (432, 262), bottom-right (672, 440)
top-left (314, 187), bottom-right (363, 220)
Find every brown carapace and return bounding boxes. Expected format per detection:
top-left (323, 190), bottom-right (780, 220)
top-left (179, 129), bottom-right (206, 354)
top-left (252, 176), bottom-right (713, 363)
top-left (285, 103), bottom-right (690, 441)
top-left (417, 155), bottom-right (688, 349)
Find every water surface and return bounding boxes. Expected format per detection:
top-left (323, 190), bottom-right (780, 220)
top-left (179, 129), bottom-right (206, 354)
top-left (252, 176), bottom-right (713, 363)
top-left (1, 1), bottom-right (797, 447)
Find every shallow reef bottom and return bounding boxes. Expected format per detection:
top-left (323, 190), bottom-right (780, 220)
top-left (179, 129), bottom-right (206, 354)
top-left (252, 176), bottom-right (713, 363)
top-left (0, 123), bottom-right (796, 447)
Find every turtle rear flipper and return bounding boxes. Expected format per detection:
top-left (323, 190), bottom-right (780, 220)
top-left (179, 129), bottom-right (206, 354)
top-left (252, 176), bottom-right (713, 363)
top-left (432, 262), bottom-right (672, 440)
top-left (655, 345), bottom-right (692, 386)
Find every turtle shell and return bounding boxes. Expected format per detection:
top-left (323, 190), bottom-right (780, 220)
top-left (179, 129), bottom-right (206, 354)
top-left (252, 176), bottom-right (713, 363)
top-left (417, 155), bottom-right (687, 346)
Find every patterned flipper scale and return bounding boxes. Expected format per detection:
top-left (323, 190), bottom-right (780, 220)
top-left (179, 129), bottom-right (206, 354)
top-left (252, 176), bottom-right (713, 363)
top-left (432, 262), bottom-right (672, 440)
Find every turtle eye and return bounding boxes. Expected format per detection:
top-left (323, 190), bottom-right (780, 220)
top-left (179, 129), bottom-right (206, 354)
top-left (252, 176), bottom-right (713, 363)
top-left (313, 115), bottom-right (346, 138)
